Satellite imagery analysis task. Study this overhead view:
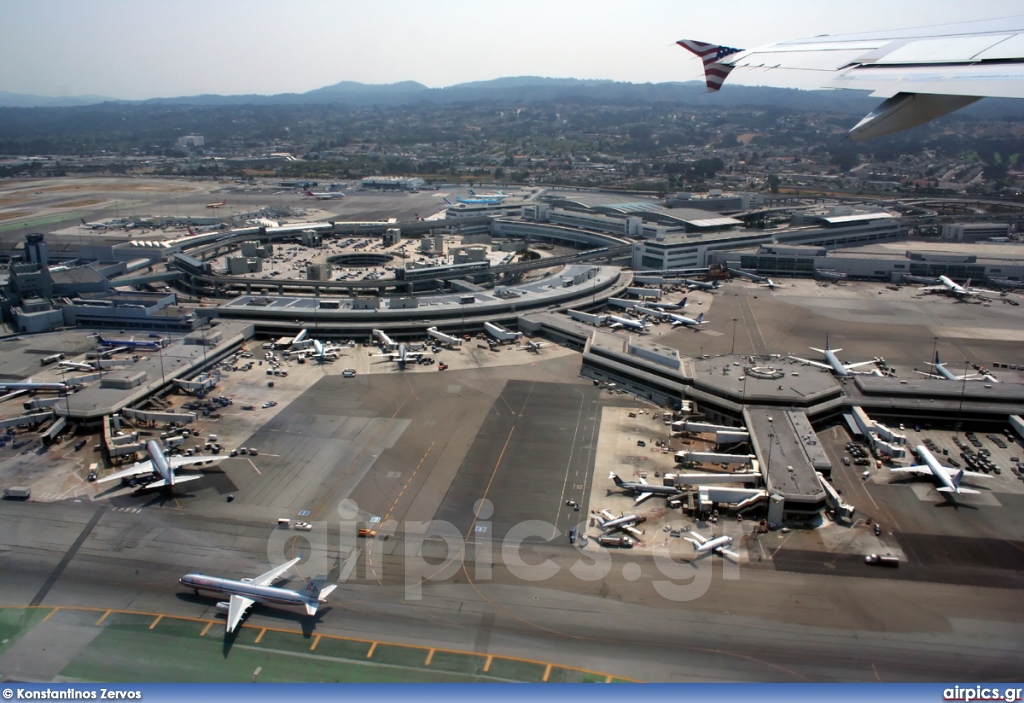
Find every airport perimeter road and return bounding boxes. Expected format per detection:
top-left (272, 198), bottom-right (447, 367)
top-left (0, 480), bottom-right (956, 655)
top-left (1, 500), bottom-right (1022, 682)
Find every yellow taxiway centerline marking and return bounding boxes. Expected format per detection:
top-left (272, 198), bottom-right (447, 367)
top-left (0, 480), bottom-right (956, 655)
top-left (424, 648), bottom-right (435, 666)
top-left (310, 635), bottom-right (321, 651)
top-left (542, 664), bottom-right (552, 682)
top-left (254, 628), bottom-right (266, 644)
top-left (95, 610), bottom-right (111, 626)
top-left (149, 615), bottom-right (163, 630)
top-left (41, 608), bottom-right (60, 623)
top-left (199, 621), bottom-right (214, 637)
top-left (1, 605), bottom-right (636, 682)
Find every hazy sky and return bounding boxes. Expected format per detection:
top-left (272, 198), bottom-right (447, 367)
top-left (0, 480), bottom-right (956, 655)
top-left (2, 0), bottom-right (1021, 99)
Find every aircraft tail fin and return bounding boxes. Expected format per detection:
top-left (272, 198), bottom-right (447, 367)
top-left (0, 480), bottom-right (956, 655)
top-left (965, 278), bottom-right (971, 291)
top-left (952, 469), bottom-right (965, 489)
top-left (315, 584), bottom-right (338, 604)
top-left (696, 313), bottom-right (704, 323)
top-left (676, 40), bottom-right (743, 92)
top-left (609, 472), bottom-right (624, 487)
top-left (679, 296), bottom-right (687, 308)
top-left (443, 198), bottom-right (454, 206)
top-left (467, 189), bottom-right (476, 195)
top-left (81, 218), bottom-right (87, 225)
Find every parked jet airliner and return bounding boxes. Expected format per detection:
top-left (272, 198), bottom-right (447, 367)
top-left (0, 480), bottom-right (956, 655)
top-left (667, 311), bottom-right (707, 329)
top-left (685, 531), bottom-right (739, 560)
top-left (96, 439), bottom-right (217, 490)
top-left (915, 352), bottom-right (996, 383)
top-left (889, 445), bottom-right (988, 497)
top-left (789, 336), bottom-right (879, 377)
top-left (610, 472), bottom-right (683, 505)
top-left (94, 334), bottom-right (164, 350)
top-left (652, 296), bottom-right (687, 311)
top-left (683, 279), bottom-right (719, 292)
top-left (607, 315), bottom-right (650, 332)
top-left (305, 190), bottom-right (345, 200)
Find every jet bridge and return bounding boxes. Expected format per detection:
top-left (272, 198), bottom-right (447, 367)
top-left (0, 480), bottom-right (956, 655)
top-left (567, 309), bottom-right (606, 326)
top-left (0, 411), bottom-right (55, 430)
top-left (675, 451), bottom-right (755, 465)
top-left (427, 327), bottom-right (462, 348)
top-left (817, 472), bottom-right (855, 522)
top-left (696, 486), bottom-right (768, 514)
top-left (666, 472), bottom-right (761, 485)
top-left (675, 421), bottom-right (750, 445)
top-left (484, 321), bottom-right (522, 343)
top-left (373, 329), bottom-right (397, 350)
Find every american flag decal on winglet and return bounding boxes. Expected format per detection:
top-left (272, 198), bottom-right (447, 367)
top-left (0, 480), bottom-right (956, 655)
top-left (676, 40), bottom-right (742, 92)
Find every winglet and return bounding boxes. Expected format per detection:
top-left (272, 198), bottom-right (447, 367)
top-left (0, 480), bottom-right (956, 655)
top-left (676, 40), bottom-right (743, 92)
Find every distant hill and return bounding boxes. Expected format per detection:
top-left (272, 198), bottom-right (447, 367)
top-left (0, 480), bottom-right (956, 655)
top-left (2, 77), bottom-right (1023, 119)
top-left (0, 90), bottom-right (118, 108)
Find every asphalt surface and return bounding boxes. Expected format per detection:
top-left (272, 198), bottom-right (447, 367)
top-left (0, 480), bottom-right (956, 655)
top-left (2, 180), bottom-right (1024, 681)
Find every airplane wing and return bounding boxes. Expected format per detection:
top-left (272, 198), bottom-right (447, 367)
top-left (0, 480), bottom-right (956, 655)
top-left (718, 548), bottom-right (741, 560)
top-left (685, 531), bottom-right (707, 545)
top-left (946, 468), bottom-right (989, 479)
top-left (938, 486), bottom-right (981, 494)
top-left (226, 594), bottom-right (255, 632)
top-left (250, 557), bottom-right (302, 587)
top-left (843, 360), bottom-right (878, 370)
top-left (623, 524), bottom-right (644, 539)
top-left (788, 355), bottom-right (831, 370)
top-left (968, 288), bottom-right (1001, 299)
top-left (95, 460), bottom-right (155, 484)
top-left (167, 455), bottom-right (220, 470)
top-left (140, 474), bottom-right (204, 490)
top-left (679, 17), bottom-right (1024, 140)
top-left (889, 465), bottom-right (930, 475)
top-left (632, 492), bottom-right (654, 505)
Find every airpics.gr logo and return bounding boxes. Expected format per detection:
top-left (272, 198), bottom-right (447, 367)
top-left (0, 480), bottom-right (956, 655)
top-left (267, 499), bottom-right (740, 603)
top-left (943, 687), bottom-right (1024, 702)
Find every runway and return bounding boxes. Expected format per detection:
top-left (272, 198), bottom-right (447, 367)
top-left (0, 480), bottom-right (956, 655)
top-left (2, 499), bottom-right (1022, 682)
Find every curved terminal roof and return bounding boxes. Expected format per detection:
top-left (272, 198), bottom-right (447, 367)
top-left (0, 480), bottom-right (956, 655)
top-left (541, 192), bottom-right (741, 230)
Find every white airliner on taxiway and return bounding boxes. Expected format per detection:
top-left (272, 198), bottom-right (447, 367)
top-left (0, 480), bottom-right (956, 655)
top-left (179, 557), bottom-right (337, 633)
